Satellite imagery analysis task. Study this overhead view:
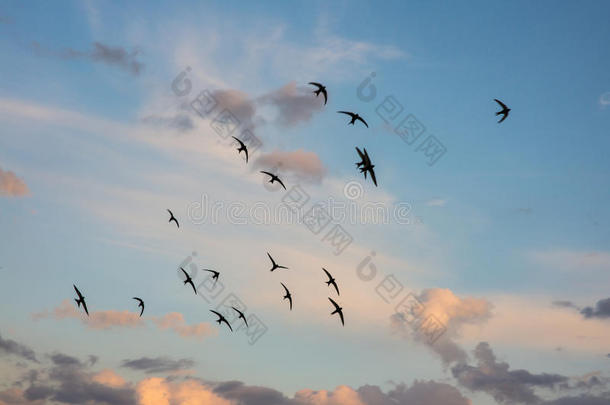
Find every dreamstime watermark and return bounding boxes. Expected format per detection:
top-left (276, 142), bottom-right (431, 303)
top-left (355, 252), bottom-right (446, 344)
top-left (177, 252), bottom-right (268, 345)
top-left (357, 72), bottom-right (447, 166)
top-left (187, 182), bottom-right (414, 227)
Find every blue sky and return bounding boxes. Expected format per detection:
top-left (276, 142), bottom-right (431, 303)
top-left (1, 1), bottom-right (610, 405)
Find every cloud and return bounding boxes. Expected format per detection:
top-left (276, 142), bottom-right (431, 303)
top-left (256, 82), bottom-right (324, 127)
top-left (0, 332), bottom-right (38, 363)
top-left (151, 312), bottom-right (216, 340)
top-left (121, 357), bottom-right (195, 374)
top-left (32, 299), bottom-right (143, 330)
top-left (581, 298), bottom-right (610, 319)
top-left (32, 301), bottom-right (214, 340)
top-left (543, 394), bottom-right (610, 405)
top-left (0, 166), bottom-right (29, 197)
top-left (451, 342), bottom-right (568, 404)
top-left (391, 288), bottom-right (493, 365)
top-left (553, 297), bottom-right (610, 320)
top-left (32, 41), bottom-right (143, 75)
top-left (253, 149), bottom-right (327, 183)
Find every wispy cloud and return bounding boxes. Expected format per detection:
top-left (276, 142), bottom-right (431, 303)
top-left (253, 149), bottom-right (327, 183)
top-left (32, 41), bottom-right (144, 75)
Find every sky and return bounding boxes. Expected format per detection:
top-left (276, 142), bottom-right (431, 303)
top-left (1, 1), bottom-right (610, 404)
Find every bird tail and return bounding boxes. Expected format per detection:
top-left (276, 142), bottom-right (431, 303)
top-left (75, 299), bottom-right (81, 307)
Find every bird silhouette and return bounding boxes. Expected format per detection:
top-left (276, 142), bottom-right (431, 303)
top-left (328, 297), bottom-right (344, 326)
top-left (267, 252), bottom-right (288, 272)
top-left (308, 82), bottom-right (328, 105)
top-left (133, 297), bottom-right (144, 317)
top-left (338, 111), bottom-right (368, 127)
top-left (203, 269), bottom-right (220, 284)
top-left (355, 147), bottom-right (377, 186)
top-left (167, 209), bottom-right (179, 228)
top-left (210, 310), bottom-right (233, 331)
top-left (231, 306), bottom-right (249, 328)
top-left (281, 282), bottom-right (293, 311)
top-left (73, 284), bottom-right (89, 316)
top-left (322, 268), bottom-right (340, 295)
top-left (260, 171), bottom-right (286, 190)
top-left (231, 136), bottom-right (249, 163)
top-left (180, 267), bottom-right (197, 294)
top-left (494, 99), bottom-right (510, 123)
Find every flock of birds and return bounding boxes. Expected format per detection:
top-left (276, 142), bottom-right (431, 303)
top-left (71, 82), bottom-right (510, 332)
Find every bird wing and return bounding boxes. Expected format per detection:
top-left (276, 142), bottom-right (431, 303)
top-left (339, 310), bottom-right (344, 326)
top-left (332, 281), bottom-right (340, 296)
top-left (244, 147), bottom-right (249, 163)
top-left (210, 310), bottom-right (222, 319)
top-left (81, 299), bottom-right (89, 316)
top-left (355, 147), bottom-right (366, 161)
top-left (260, 171), bottom-right (273, 178)
top-left (494, 99), bottom-right (507, 109)
top-left (180, 267), bottom-right (189, 279)
top-left (356, 116), bottom-right (369, 127)
top-left (276, 177), bottom-right (287, 190)
top-left (73, 285), bottom-right (83, 299)
top-left (362, 148), bottom-right (372, 165)
top-left (231, 136), bottom-right (245, 149)
top-left (321, 89), bottom-right (328, 105)
top-left (497, 113), bottom-right (508, 123)
top-left (267, 252), bottom-right (276, 267)
top-left (328, 297), bottom-right (340, 311)
top-left (223, 319), bottom-right (233, 331)
top-left (187, 279), bottom-right (197, 294)
top-left (281, 282), bottom-right (290, 295)
top-left (322, 268), bottom-right (333, 281)
top-left (337, 111), bottom-right (354, 118)
top-left (369, 167), bottom-right (378, 187)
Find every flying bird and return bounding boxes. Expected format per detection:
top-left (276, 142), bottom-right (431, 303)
top-left (133, 297), bottom-right (144, 317)
top-left (281, 282), bottom-right (293, 311)
top-left (260, 171), bottom-right (286, 190)
top-left (494, 99), bottom-right (511, 123)
top-left (180, 267), bottom-right (197, 294)
top-left (210, 310), bottom-right (233, 332)
top-left (267, 252), bottom-right (288, 272)
top-left (328, 297), bottom-right (344, 326)
top-left (337, 111), bottom-right (368, 128)
top-left (203, 269), bottom-right (220, 283)
top-left (308, 82), bottom-right (328, 105)
top-left (322, 268), bottom-right (340, 296)
top-left (231, 306), bottom-right (249, 328)
top-left (167, 209), bottom-right (179, 228)
top-left (231, 136), bottom-right (249, 163)
top-left (73, 284), bottom-right (89, 316)
top-left (355, 147), bottom-right (377, 186)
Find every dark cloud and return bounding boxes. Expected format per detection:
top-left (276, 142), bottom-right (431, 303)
top-left (451, 342), bottom-right (568, 404)
top-left (121, 356), bottom-right (195, 374)
top-left (32, 41), bottom-right (143, 75)
top-left (0, 332), bottom-right (38, 362)
top-left (213, 380), bottom-right (291, 405)
top-left (542, 394), bottom-right (610, 405)
top-left (49, 353), bottom-right (83, 367)
top-left (552, 300), bottom-right (580, 310)
top-left (581, 298), bottom-right (610, 319)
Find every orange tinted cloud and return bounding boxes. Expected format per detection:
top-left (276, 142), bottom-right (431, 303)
top-left (0, 166), bottom-right (29, 197)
